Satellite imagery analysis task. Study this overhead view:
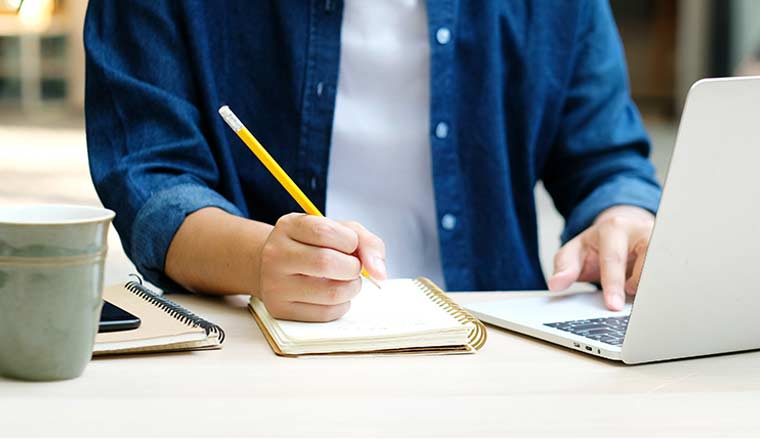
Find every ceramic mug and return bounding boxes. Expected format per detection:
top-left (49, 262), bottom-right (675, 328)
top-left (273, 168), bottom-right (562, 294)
top-left (0, 204), bottom-right (114, 381)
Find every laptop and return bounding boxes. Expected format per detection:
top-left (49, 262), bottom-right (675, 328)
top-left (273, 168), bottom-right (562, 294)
top-left (465, 76), bottom-right (760, 364)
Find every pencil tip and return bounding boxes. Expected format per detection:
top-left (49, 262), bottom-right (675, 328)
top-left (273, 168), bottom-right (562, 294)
top-left (367, 276), bottom-right (382, 289)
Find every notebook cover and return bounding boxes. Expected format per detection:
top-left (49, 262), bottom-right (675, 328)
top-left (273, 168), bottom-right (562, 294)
top-left (94, 282), bottom-right (223, 356)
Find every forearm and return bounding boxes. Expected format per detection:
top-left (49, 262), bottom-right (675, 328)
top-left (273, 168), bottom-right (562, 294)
top-left (165, 207), bottom-right (273, 296)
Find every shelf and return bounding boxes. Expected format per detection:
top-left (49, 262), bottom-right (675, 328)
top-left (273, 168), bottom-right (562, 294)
top-left (0, 15), bottom-right (67, 36)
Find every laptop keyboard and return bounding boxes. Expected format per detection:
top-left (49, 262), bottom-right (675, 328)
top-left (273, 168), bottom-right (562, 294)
top-left (544, 316), bottom-right (630, 346)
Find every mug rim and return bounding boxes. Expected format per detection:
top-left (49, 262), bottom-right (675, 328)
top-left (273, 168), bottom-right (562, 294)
top-left (0, 204), bottom-right (115, 226)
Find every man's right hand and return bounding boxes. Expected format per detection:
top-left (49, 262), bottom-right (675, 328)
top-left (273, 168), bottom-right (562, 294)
top-left (256, 213), bottom-right (387, 322)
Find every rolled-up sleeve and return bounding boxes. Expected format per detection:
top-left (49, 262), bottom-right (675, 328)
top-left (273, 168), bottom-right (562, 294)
top-left (84, 1), bottom-right (240, 286)
top-left (542, 0), bottom-right (662, 243)
top-left (130, 183), bottom-right (242, 285)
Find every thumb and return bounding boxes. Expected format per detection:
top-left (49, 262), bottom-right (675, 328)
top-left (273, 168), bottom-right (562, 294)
top-left (548, 237), bottom-right (585, 292)
top-left (339, 221), bottom-right (387, 280)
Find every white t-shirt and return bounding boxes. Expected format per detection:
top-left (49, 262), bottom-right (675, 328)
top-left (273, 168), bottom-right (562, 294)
top-left (326, 0), bottom-right (445, 288)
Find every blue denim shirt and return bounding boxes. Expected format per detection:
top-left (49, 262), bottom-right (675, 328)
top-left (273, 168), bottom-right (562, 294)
top-left (84, 0), bottom-right (661, 291)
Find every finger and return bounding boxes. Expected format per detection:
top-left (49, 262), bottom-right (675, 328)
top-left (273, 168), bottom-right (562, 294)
top-left (280, 275), bottom-right (362, 306)
top-left (548, 235), bottom-right (586, 291)
top-left (278, 213), bottom-right (359, 254)
top-left (340, 221), bottom-right (387, 280)
top-left (576, 250), bottom-right (600, 283)
top-left (267, 300), bottom-right (351, 322)
top-left (598, 224), bottom-right (630, 311)
top-left (280, 240), bottom-right (362, 280)
top-left (625, 240), bottom-right (648, 296)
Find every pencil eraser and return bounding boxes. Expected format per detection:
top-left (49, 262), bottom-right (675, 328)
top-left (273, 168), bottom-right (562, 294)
top-left (218, 105), bottom-right (243, 132)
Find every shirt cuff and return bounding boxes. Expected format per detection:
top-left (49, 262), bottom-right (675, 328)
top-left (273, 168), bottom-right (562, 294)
top-left (561, 175), bottom-right (662, 243)
top-left (130, 182), bottom-right (243, 289)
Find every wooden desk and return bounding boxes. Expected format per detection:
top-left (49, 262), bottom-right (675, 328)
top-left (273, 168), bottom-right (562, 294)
top-left (2, 290), bottom-right (759, 437)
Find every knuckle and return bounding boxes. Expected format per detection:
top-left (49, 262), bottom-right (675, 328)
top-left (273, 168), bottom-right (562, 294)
top-left (276, 212), bottom-right (301, 228)
top-left (259, 241), bottom-right (280, 266)
top-left (309, 220), bottom-right (333, 243)
top-left (323, 290), bottom-right (340, 305)
top-left (322, 283), bottom-right (344, 305)
top-left (604, 215), bottom-right (629, 229)
top-left (602, 252), bottom-right (626, 265)
top-left (313, 250), bottom-right (336, 274)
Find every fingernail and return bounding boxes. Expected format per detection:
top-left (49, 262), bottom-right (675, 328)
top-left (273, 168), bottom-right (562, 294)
top-left (548, 277), bottom-right (560, 291)
top-left (372, 256), bottom-right (387, 279)
top-left (548, 271), bottom-right (569, 291)
top-left (612, 292), bottom-right (625, 310)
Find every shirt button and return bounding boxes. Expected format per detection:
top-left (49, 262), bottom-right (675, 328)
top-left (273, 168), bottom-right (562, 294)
top-left (435, 122), bottom-right (449, 139)
top-left (316, 82), bottom-right (324, 97)
top-left (441, 214), bottom-right (457, 231)
top-left (436, 27), bottom-right (451, 45)
top-left (309, 176), bottom-right (318, 191)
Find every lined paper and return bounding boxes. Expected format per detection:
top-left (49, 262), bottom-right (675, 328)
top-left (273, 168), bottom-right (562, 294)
top-left (277, 279), bottom-right (462, 341)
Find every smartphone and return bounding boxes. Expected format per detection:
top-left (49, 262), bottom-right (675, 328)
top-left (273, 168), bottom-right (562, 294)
top-left (99, 301), bottom-right (141, 333)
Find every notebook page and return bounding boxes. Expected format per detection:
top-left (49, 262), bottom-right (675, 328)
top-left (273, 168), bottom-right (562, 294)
top-left (276, 278), bottom-right (462, 342)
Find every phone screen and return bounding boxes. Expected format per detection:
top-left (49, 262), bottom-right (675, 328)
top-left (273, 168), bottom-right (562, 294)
top-left (99, 301), bottom-right (141, 333)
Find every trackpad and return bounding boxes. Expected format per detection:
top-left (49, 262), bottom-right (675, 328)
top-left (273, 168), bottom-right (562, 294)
top-left (465, 290), bottom-right (631, 327)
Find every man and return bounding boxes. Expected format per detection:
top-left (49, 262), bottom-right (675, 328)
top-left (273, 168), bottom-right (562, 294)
top-left (85, 0), bottom-right (660, 322)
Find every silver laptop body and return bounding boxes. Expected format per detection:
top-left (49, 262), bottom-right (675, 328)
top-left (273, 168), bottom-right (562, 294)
top-left (466, 77), bottom-right (760, 364)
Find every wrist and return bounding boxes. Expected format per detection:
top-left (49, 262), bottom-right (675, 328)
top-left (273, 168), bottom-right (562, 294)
top-left (594, 205), bottom-right (654, 225)
top-left (245, 220), bottom-right (273, 299)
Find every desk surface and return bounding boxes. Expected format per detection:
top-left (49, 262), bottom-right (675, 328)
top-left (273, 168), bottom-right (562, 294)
top-left (2, 289), bottom-right (759, 437)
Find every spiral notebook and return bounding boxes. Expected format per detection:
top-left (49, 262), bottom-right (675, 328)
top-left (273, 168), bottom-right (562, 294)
top-left (94, 280), bottom-right (225, 356)
top-left (249, 278), bottom-right (487, 356)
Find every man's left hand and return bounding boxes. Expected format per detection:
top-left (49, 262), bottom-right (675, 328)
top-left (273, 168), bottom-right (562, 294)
top-left (548, 205), bottom-right (655, 311)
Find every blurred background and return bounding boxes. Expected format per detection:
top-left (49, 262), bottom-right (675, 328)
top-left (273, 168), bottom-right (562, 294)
top-left (1, 0), bottom-right (759, 285)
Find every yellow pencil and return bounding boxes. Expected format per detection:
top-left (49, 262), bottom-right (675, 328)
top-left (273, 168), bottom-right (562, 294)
top-left (218, 105), bottom-right (381, 289)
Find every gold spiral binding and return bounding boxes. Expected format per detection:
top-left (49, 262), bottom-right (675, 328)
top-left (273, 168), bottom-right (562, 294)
top-left (413, 277), bottom-right (488, 351)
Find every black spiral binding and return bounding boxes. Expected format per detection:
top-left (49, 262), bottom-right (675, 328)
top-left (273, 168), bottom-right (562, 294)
top-left (124, 274), bottom-right (226, 343)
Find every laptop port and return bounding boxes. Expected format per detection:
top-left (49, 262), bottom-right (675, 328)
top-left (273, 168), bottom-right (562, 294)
top-left (585, 345), bottom-right (593, 351)
top-left (573, 342), bottom-right (581, 348)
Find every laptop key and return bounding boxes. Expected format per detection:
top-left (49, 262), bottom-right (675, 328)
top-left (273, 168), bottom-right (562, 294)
top-left (583, 328), bottom-right (613, 335)
top-left (567, 324), bottom-right (607, 332)
top-left (544, 315), bottom-right (630, 347)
